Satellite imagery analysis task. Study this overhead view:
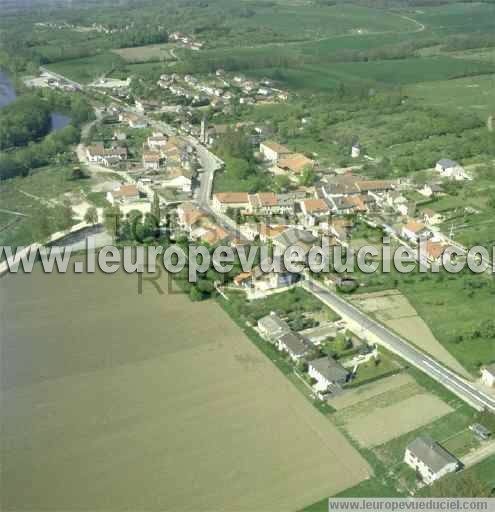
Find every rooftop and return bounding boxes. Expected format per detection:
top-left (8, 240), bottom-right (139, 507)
top-left (309, 356), bottom-right (349, 383)
top-left (406, 436), bottom-right (459, 473)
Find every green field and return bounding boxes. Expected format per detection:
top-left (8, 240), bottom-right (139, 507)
top-left (406, 74), bottom-right (495, 120)
top-left (112, 43), bottom-right (176, 63)
top-left (247, 55), bottom-right (495, 92)
top-left (0, 165), bottom-right (93, 248)
top-left (46, 53), bottom-right (124, 83)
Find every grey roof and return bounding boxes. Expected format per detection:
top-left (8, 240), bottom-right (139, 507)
top-left (406, 437), bottom-right (459, 473)
top-left (437, 159), bottom-right (459, 168)
top-left (429, 183), bottom-right (445, 193)
top-left (278, 333), bottom-right (308, 357)
top-left (273, 228), bottom-right (317, 251)
top-left (309, 356), bottom-right (349, 383)
top-left (257, 313), bottom-right (291, 337)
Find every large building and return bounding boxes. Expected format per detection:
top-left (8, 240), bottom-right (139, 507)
top-left (404, 436), bottom-right (460, 485)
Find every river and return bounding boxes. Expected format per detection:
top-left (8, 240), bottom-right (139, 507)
top-left (0, 68), bottom-right (71, 131)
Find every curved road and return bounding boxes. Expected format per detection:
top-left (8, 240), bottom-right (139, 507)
top-left (302, 278), bottom-right (495, 413)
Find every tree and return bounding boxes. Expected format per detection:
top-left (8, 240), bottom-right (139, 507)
top-left (426, 472), bottom-right (493, 498)
top-left (54, 198), bottom-right (74, 231)
top-left (151, 192), bottom-right (161, 225)
top-left (30, 205), bottom-right (53, 242)
top-left (84, 206), bottom-right (98, 226)
top-left (69, 166), bottom-right (86, 181)
top-left (274, 174), bottom-right (291, 192)
top-left (299, 165), bottom-right (317, 186)
top-left (103, 205), bottom-right (122, 240)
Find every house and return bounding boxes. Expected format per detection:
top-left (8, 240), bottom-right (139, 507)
top-left (404, 436), bottom-right (460, 485)
top-left (200, 224), bottom-right (229, 245)
top-left (327, 196), bottom-right (356, 216)
top-left (106, 184), bottom-right (140, 205)
top-left (127, 113), bottom-right (148, 129)
top-left (423, 208), bottom-right (444, 226)
top-left (259, 141), bottom-right (292, 162)
top-left (300, 199), bottom-right (331, 225)
top-left (250, 256), bottom-right (300, 291)
top-left (277, 153), bottom-right (315, 175)
top-left (402, 221), bottom-right (433, 242)
top-left (308, 356), bottom-right (350, 392)
top-left (322, 175), bottom-right (361, 197)
top-left (177, 203), bottom-right (207, 233)
top-left (212, 192), bottom-right (249, 213)
top-left (329, 219), bottom-right (353, 241)
top-left (240, 223), bottom-right (287, 243)
top-left (436, 159), bottom-right (469, 181)
top-left (86, 144), bottom-right (127, 166)
top-left (86, 144), bottom-right (107, 163)
top-left (247, 192), bottom-right (279, 215)
top-left (272, 228), bottom-right (318, 259)
top-left (147, 133), bottom-right (168, 150)
top-left (277, 333), bottom-right (309, 361)
top-left (424, 240), bottom-right (449, 264)
top-left (481, 363), bottom-right (495, 387)
top-left (419, 183), bottom-right (446, 198)
top-left (143, 151), bottom-right (162, 170)
top-left (257, 312), bottom-right (291, 340)
top-left (163, 166), bottom-right (192, 193)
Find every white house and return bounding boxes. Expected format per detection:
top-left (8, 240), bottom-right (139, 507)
top-left (402, 221), bottom-right (433, 242)
top-left (308, 356), bottom-right (349, 392)
top-left (212, 192), bottom-right (249, 213)
top-left (257, 312), bottom-right (291, 341)
top-left (143, 151), bottom-right (162, 170)
top-left (106, 184), bottom-right (140, 205)
top-left (481, 364), bottom-right (495, 387)
top-left (276, 333), bottom-right (309, 361)
top-left (404, 436), bottom-right (460, 485)
top-left (259, 141), bottom-right (292, 162)
top-left (435, 159), bottom-right (469, 181)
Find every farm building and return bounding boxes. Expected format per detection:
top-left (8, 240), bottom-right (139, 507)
top-left (404, 436), bottom-right (460, 485)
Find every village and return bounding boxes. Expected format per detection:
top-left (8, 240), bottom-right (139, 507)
top-left (14, 59), bottom-right (495, 496)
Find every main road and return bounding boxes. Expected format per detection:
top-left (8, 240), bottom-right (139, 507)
top-left (302, 278), bottom-right (495, 413)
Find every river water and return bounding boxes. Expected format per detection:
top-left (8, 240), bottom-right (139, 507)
top-left (0, 68), bottom-right (71, 130)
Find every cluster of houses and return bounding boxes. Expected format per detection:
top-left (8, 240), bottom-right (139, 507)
top-left (260, 140), bottom-right (315, 179)
top-left (176, 202), bottom-right (229, 246)
top-left (169, 31), bottom-right (204, 51)
top-left (157, 71), bottom-right (288, 110)
top-left (257, 312), bottom-right (349, 394)
top-left (86, 144), bottom-right (128, 167)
